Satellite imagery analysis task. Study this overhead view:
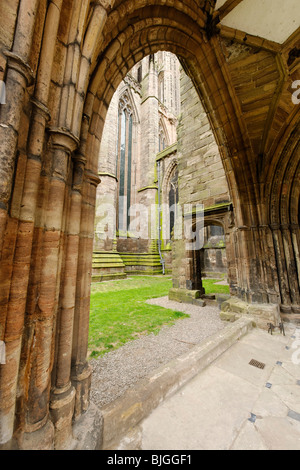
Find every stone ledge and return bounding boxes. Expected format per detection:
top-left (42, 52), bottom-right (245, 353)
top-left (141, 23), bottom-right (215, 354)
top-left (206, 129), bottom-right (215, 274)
top-left (169, 288), bottom-right (206, 307)
top-left (92, 273), bottom-right (127, 282)
top-left (220, 297), bottom-right (281, 329)
top-left (99, 317), bottom-right (254, 450)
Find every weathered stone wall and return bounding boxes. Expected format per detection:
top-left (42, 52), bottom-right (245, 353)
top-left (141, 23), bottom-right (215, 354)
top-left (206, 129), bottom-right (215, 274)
top-left (93, 52), bottom-right (181, 275)
top-left (172, 70), bottom-right (231, 290)
top-left (177, 71), bottom-right (230, 209)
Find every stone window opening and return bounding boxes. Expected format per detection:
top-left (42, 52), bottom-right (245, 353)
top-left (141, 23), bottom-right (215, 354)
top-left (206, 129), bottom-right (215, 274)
top-left (116, 91), bottom-right (134, 232)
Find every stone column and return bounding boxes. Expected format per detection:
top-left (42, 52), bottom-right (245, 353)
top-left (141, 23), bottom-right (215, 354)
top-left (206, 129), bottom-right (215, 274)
top-left (234, 226), bottom-right (253, 302)
top-left (291, 224), bottom-right (300, 294)
top-left (0, 0), bottom-right (48, 448)
top-left (49, 154), bottom-right (85, 450)
top-left (0, 0), bottom-right (38, 253)
top-left (71, 169), bottom-right (100, 419)
top-left (271, 224), bottom-right (292, 313)
top-left (224, 211), bottom-right (238, 295)
top-left (19, 128), bottom-right (79, 450)
top-left (260, 224), bottom-right (280, 305)
top-left (281, 225), bottom-right (300, 314)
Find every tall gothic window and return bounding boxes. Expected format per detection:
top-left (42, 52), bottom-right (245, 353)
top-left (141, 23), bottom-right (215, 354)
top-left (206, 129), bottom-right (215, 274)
top-left (159, 121), bottom-right (167, 153)
top-left (116, 92), bottom-right (133, 232)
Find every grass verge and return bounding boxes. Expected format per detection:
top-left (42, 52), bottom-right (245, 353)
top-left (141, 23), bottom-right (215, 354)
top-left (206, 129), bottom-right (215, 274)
top-left (88, 276), bottom-right (229, 359)
top-left (88, 276), bottom-right (186, 359)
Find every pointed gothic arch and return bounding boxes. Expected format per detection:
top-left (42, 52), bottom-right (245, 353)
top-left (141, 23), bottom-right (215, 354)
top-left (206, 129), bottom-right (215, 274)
top-left (0, 0), bottom-right (299, 450)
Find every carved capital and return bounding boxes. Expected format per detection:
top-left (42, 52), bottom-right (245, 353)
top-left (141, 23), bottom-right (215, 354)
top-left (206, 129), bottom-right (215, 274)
top-left (84, 169), bottom-right (101, 187)
top-left (3, 50), bottom-right (34, 87)
top-left (47, 127), bottom-right (80, 154)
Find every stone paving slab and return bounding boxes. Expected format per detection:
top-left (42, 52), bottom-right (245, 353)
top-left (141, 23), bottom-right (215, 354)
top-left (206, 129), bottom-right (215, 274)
top-left (100, 317), bottom-right (253, 450)
top-left (140, 323), bottom-right (300, 450)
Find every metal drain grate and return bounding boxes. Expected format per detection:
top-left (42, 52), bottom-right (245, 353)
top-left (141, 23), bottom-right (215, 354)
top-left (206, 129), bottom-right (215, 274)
top-left (249, 359), bottom-right (266, 369)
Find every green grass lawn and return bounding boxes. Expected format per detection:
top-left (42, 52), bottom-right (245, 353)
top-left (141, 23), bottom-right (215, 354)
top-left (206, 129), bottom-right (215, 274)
top-left (88, 276), bottom-right (229, 359)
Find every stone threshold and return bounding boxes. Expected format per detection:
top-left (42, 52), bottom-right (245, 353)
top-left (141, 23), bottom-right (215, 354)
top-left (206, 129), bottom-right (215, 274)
top-left (98, 317), bottom-right (254, 450)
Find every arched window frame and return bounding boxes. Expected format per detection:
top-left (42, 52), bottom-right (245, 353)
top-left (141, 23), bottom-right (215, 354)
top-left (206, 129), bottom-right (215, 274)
top-left (116, 90), bottom-right (135, 232)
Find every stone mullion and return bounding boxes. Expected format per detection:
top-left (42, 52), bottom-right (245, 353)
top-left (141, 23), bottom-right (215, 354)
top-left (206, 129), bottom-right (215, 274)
top-left (71, 169), bottom-right (100, 419)
top-left (116, 112), bottom-right (122, 232)
top-left (124, 111), bottom-right (129, 230)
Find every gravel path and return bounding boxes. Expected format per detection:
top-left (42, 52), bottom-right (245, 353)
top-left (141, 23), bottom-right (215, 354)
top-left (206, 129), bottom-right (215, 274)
top-left (90, 297), bottom-right (225, 408)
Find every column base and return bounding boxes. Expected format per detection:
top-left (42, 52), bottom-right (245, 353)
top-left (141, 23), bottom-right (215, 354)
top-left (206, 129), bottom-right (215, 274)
top-left (169, 288), bottom-right (206, 307)
top-left (50, 384), bottom-right (76, 450)
top-left (71, 362), bottom-right (92, 419)
top-left (18, 418), bottom-right (55, 450)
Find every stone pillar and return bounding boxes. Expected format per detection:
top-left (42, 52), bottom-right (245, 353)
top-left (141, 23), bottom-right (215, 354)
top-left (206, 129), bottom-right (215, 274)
top-left (281, 225), bottom-right (300, 313)
top-left (71, 168), bottom-right (100, 419)
top-left (0, 0), bottom-right (55, 449)
top-left (291, 224), bottom-right (300, 298)
top-left (0, 0), bottom-right (39, 252)
top-left (271, 224), bottom-right (292, 313)
top-left (260, 224), bottom-right (280, 305)
top-left (49, 155), bottom-right (85, 450)
top-left (19, 128), bottom-right (79, 450)
top-left (224, 211), bottom-right (238, 295)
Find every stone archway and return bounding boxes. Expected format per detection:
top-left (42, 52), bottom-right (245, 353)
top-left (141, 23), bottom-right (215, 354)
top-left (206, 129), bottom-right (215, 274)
top-left (0, 0), bottom-right (299, 450)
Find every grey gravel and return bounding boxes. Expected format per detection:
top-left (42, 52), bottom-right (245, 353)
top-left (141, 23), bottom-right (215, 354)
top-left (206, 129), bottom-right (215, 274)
top-left (90, 297), bottom-right (225, 408)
